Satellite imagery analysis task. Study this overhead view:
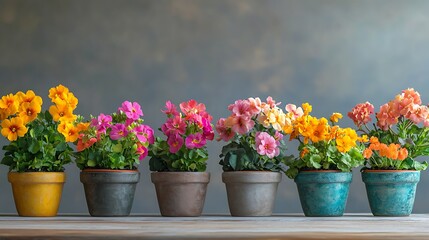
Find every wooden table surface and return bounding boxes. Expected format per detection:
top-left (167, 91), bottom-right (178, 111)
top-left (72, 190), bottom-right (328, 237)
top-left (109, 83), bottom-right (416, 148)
top-left (0, 214), bottom-right (428, 239)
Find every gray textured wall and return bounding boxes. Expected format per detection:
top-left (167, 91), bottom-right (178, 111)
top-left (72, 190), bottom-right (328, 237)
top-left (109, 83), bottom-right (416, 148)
top-left (1, 0), bottom-right (429, 214)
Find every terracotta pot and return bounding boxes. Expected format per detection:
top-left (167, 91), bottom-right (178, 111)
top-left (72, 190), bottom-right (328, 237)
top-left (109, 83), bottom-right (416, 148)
top-left (8, 172), bottom-right (65, 217)
top-left (151, 172), bottom-right (210, 217)
top-left (222, 171), bottom-right (281, 217)
top-left (80, 169), bottom-right (140, 217)
top-left (361, 169), bottom-right (420, 216)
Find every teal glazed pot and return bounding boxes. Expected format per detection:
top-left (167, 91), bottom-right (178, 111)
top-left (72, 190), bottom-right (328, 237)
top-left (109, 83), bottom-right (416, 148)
top-left (361, 170), bottom-right (420, 216)
top-left (80, 169), bottom-right (140, 217)
top-left (295, 171), bottom-right (352, 217)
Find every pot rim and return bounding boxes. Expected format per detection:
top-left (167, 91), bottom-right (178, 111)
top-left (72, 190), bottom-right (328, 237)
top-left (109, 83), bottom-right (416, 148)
top-left (299, 170), bottom-right (345, 173)
top-left (82, 168), bottom-right (139, 173)
top-left (8, 171), bottom-right (66, 183)
top-left (362, 169), bottom-right (420, 173)
top-left (151, 171), bottom-right (210, 184)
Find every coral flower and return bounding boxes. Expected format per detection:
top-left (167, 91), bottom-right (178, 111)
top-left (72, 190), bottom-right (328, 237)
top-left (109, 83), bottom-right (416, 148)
top-left (77, 134), bottom-right (97, 152)
top-left (180, 99), bottom-right (206, 117)
top-left (162, 100), bottom-right (179, 116)
top-left (119, 101), bottom-right (143, 120)
top-left (1, 117), bottom-right (27, 141)
top-left (161, 115), bottom-right (186, 136)
top-left (136, 144), bottom-right (148, 160)
top-left (215, 118), bottom-right (235, 141)
top-left (348, 102), bottom-right (374, 127)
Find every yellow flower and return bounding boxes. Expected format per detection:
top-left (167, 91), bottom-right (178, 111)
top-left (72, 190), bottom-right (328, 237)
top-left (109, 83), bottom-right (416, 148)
top-left (309, 118), bottom-right (329, 143)
top-left (49, 103), bottom-right (76, 122)
top-left (1, 117), bottom-right (28, 141)
top-left (19, 99), bottom-right (42, 123)
top-left (335, 128), bottom-right (358, 153)
top-left (61, 122), bottom-right (80, 142)
top-left (16, 90), bottom-right (43, 106)
top-left (302, 103), bottom-right (312, 115)
top-left (330, 112), bottom-right (343, 123)
top-left (49, 85), bottom-right (70, 101)
top-left (0, 94), bottom-right (19, 117)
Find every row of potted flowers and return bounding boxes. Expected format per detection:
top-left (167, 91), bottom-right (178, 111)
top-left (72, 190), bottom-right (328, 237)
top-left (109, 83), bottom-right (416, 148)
top-left (0, 85), bottom-right (428, 217)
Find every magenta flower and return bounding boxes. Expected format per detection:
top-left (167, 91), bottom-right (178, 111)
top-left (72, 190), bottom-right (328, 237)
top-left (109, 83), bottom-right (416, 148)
top-left (185, 133), bottom-right (206, 149)
top-left (136, 145), bottom-right (148, 160)
top-left (119, 101), bottom-right (143, 120)
top-left (91, 113), bottom-right (112, 133)
top-left (202, 117), bottom-right (214, 141)
top-left (167, 134), bottom-right (184, 153)
top-left (162, 100), bottom-right (179, 116)
top-left (133, 124), bottom-right (155, 144)
top-left (110, 123), bottom-right (128, 140)
top-left (255, 132), bottom-right (279, 158)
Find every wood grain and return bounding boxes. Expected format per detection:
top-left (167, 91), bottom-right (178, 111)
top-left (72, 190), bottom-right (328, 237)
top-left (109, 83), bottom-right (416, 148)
top-left (0, 214), bottom-right (428, 239)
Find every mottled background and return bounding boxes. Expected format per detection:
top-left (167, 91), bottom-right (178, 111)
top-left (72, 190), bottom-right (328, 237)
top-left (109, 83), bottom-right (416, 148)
top-left (1, 0), bottom-right (429, 215)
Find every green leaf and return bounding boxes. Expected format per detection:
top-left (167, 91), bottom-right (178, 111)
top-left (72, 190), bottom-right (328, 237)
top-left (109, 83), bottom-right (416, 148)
top-left (87, 159), bottom-right (96, 167)
top-left (112, 143), bottom-right (123, 153)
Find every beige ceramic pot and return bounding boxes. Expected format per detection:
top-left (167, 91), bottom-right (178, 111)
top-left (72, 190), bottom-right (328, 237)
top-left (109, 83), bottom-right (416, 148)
top-left (151, 172), bottom-right (210, 217)
top-left (222, 171), bottom-right (281, 217)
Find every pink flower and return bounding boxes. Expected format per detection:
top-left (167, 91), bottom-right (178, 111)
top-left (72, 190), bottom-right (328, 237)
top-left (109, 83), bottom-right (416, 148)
top-left (402, 88), bottom-right (422, 105)
top-left (91, 113), bottom-right (112, 133)
top-left (185, 133), bottom-right (206, 149)
top-left (133, 124), bottom-right (155, 144)
top-left (255, 132), bottom-right (279, 158)
top-left (119, 101), bottom-right (143, 120)
top-left (161, 115), bottom-right (186, 136)
top-left (285, 104), bottom-right (304, 120)
top-left (376, 103), bottom-right (398, 130)
top-left (348, 102), bottom-right (375, 127)
top-left (167, 134), bottom-right (184, 153)
top-left (266, 96), bottom-right (281, 108)
top-left (228, 99), bottom-right (252, 117)
top-left (248, 97), bottom-right (262, 115)
top-left (215, 118), bottom-right (235, 141)
top-left (136, 144), bottom-right (148, 160)
top-left (231, 115), bottom-right (255, 135)
top-left (110, 123), bottom-right (128, 140)
top-left (274, 131), bottom-right (284, 143)
top-left (162, 100), bottom-right (179, 116)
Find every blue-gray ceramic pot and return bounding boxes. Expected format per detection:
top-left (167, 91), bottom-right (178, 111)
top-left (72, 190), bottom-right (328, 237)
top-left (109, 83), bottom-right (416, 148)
top-left (80, 169), bottom-right (140, 217)
top-left (361, 170), bottom-right (420, 216)
top-left (295, 171), bottom-right (352, 217)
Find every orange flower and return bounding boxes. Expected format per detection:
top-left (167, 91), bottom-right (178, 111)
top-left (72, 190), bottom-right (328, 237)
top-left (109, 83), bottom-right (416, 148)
top-left (49, 103), bottom-right (76, 122)
top-left (0, 94), bottom-right (19, 117)
top-left (398, 148), bottom-right (408, 160)
top-left (49, 84), bottom-right (69, 101)
top-left (16, 90), bottom-right (43, 106)
top-left (300, 147), bottom-right (309, 158)
top-left (330, 112), bottom-right (343, 123)
top-left (363, 148), bottom-right (373, 159)
top-left (1, 117), bottom-right (28, 141)
top-left (58, 122), bottom-right (80, 142)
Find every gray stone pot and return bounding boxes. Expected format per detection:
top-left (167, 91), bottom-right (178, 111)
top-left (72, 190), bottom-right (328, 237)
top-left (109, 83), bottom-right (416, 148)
top-left (222, 171), bottom-right (282, 217)
top-left (151, 172), bottom-right (210, 217)
top-left (80, 169), bottom-right (140, 217)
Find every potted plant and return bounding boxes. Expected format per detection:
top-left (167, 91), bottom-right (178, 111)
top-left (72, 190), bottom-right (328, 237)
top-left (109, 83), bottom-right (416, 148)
top-left (75, 100), bottom-right (154, 217)
top-left (283, 103), bottom-right (366, 217)
top-left (0, 85), bottom-right (84, 217)
top-left (216, 97), bottom-right (287, 216)
top-left (149, 99), bottom-right (214, 217)
top-left (348, 88), bottom-right (429, 216)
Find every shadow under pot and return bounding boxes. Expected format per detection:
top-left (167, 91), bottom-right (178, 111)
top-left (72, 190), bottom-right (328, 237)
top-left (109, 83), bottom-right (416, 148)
top-left (80, 169), bottom-right (140, 217)
top-left (151, 172), bottom-right (210, 217)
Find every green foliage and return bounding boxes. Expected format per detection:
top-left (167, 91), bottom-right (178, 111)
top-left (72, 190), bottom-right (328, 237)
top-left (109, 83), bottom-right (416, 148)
top-left (149, 137), bottom-right (208, 172)
top-left (74, 112), bottom-right (145, 170)
top-left (284, 141), bottom-right (365, 179)
top-left (1, 111), bottom-right (72, 172)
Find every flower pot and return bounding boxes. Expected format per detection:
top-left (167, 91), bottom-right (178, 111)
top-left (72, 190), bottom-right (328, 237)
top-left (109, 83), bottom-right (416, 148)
top-left (294, 171), bottom-right (352, 217)
top-left (222, 171), bottom-right (281, 217)
top-left (80, 169), bottom-right (140, 217)
top-left (8, 172), bottom-right (65, 217)
top-left (361, 170), bottom-right (420, 216)
top-left (151, 172), bottom-right (210, 217)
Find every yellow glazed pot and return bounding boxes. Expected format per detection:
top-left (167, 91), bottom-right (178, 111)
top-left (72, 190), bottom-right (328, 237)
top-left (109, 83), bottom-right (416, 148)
top-left (8, 172), bottom-right (66, 217)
